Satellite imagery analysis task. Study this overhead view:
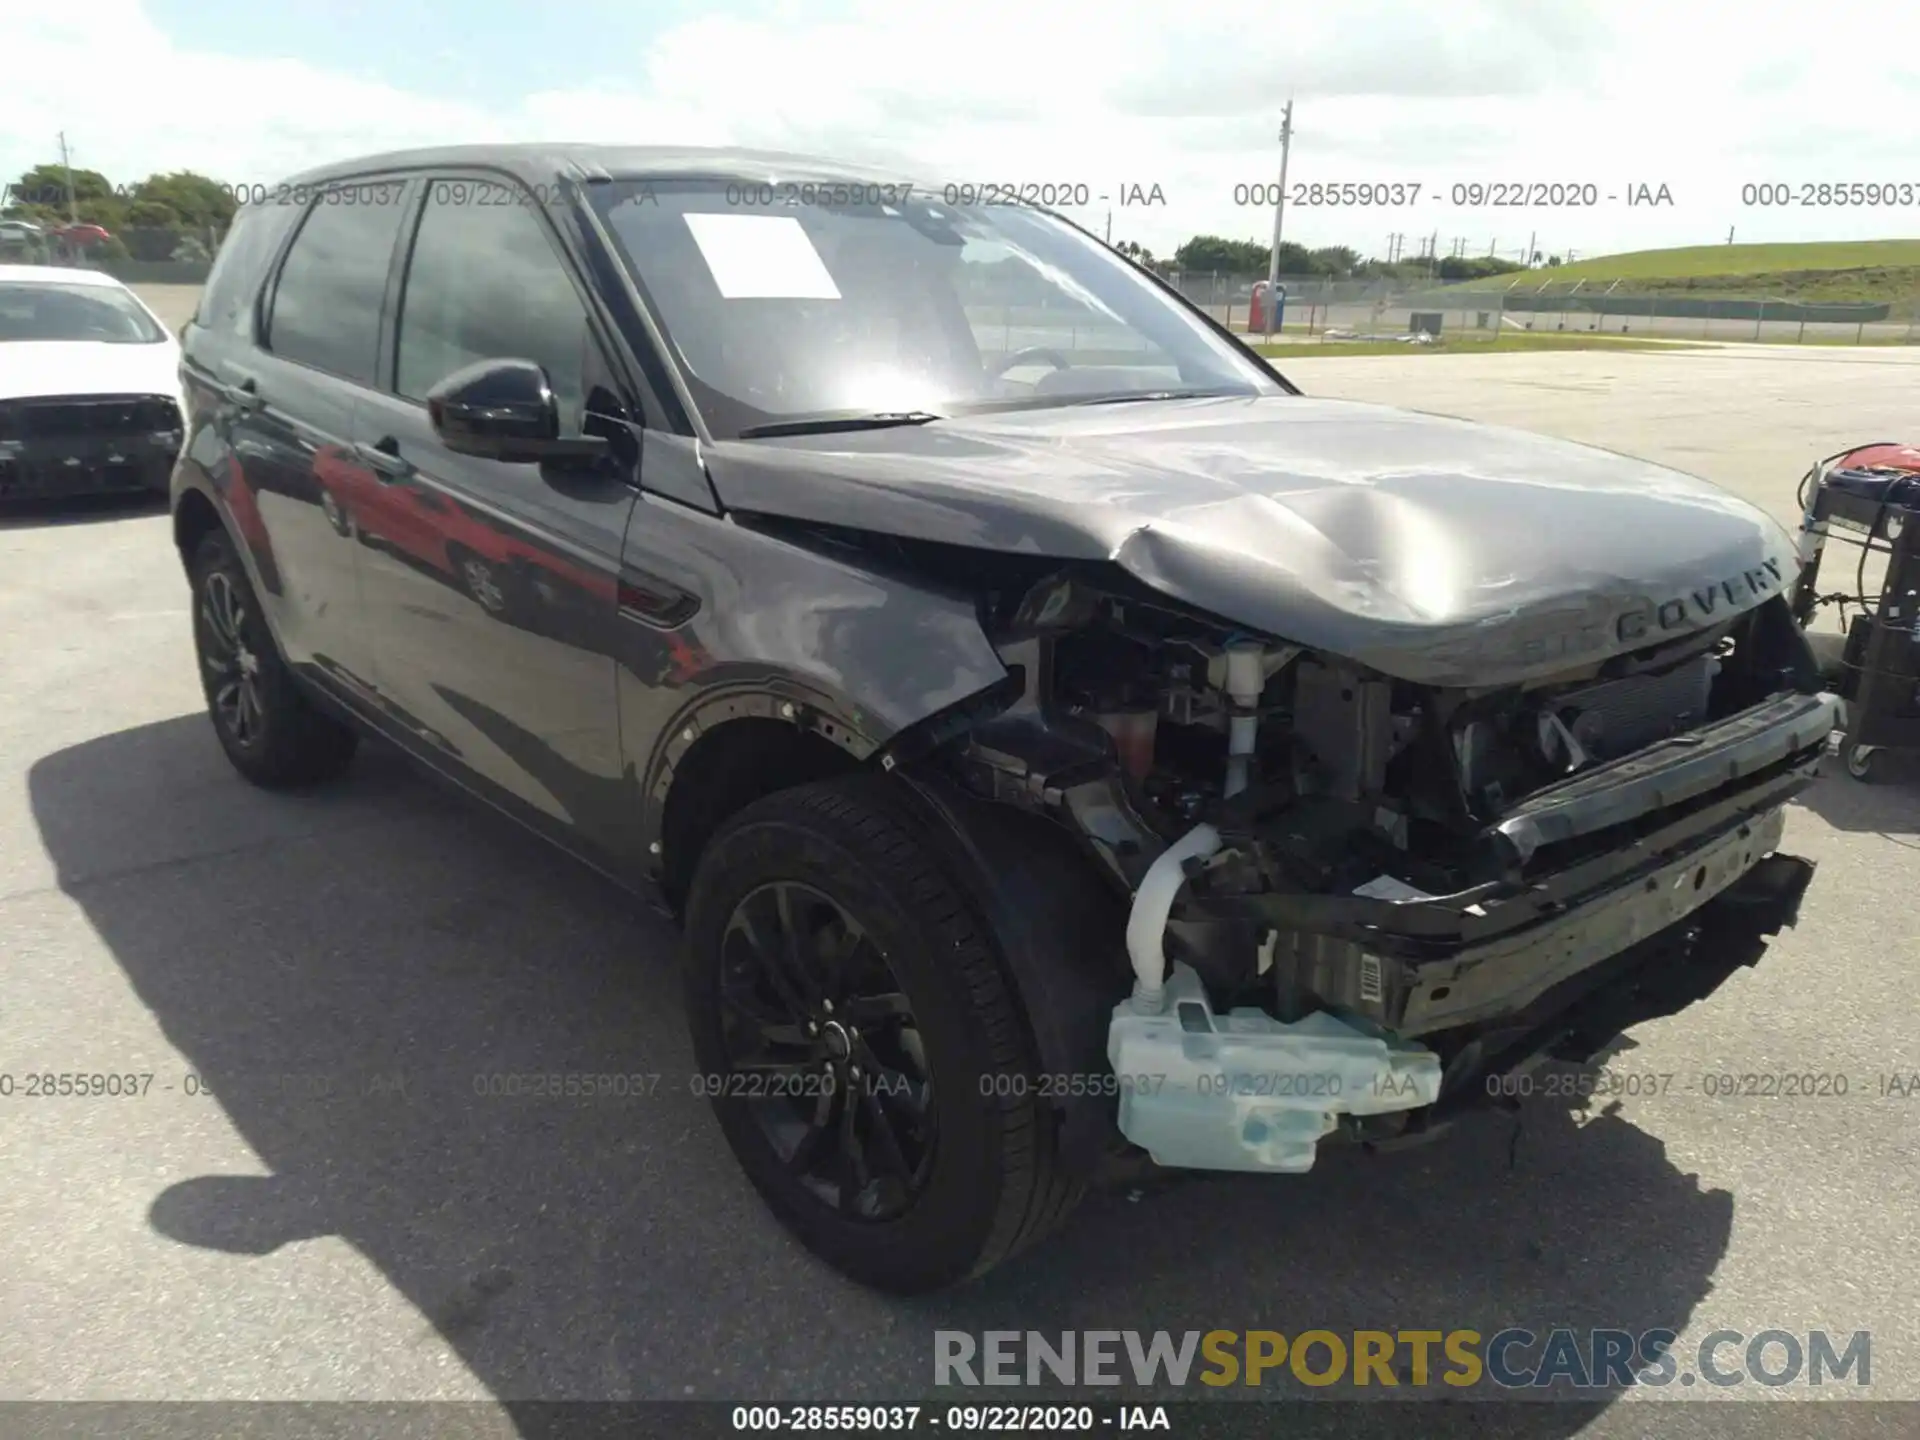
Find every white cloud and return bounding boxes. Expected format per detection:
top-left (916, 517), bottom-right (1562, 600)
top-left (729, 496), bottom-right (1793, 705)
top-left (2, 0), bottom-right (1917, 261)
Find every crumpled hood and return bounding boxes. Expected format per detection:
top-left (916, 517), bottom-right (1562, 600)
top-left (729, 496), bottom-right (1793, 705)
top-left (0, 339), bottom-right (181, 404)
top-left (701, 394), bottom-right (1798, 686)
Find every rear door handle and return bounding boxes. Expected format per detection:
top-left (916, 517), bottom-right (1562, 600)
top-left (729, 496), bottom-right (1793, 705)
top-left (221, 375), bottom-right (264, 412)
top-left (353, 436), bottom-right (415, 483)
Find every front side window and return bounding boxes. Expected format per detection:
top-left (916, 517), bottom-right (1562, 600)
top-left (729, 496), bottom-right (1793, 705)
top-left (265, 185), bottom-right (411, 384)
top-left (0, 282), bottom-right (166, 344)
top-left (591, 179), bottom-right (1282, 438)
top-left (394, 177), bottom-right (592, 425)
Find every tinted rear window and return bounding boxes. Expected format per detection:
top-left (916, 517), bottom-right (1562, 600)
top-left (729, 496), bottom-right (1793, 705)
top-left (195, 205), bottom-right (293, 339)
top-left (265, 185), bottom-right (412, 384)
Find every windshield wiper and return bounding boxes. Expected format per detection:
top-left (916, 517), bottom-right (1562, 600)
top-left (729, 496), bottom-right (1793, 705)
top-left (1060, 388), bottom-right (1245, 407)
top-left (737, 410), bottom-right (944, 438)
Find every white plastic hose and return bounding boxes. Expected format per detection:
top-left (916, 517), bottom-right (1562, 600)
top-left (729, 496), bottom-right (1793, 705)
top-left (1125, 822), bottom-right (1223, 1012)
top-left (1222, 641), bottom-right (1265, 798)
top-left (1225, 716), bottom-right (1258, 796)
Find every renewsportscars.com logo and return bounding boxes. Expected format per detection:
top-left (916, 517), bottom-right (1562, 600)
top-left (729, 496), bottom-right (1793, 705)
top-left (933, 1328), bottom-right (1871, 1391)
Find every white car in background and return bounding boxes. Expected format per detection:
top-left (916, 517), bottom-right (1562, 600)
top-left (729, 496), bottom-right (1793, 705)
top-left (0, 264), bottom-right (184, 500)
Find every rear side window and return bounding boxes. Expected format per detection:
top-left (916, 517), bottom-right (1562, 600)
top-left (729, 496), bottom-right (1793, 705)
top-left (394, 178), bottom-right (591, 423)
top-left (265, 185), bottom-right (411, 385)
top-left (194, 205), bottom-right (289, 339)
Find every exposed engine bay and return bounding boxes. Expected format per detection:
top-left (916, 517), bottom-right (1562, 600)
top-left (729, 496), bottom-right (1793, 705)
top-left (912, 563), bottom-right (1836, 1171)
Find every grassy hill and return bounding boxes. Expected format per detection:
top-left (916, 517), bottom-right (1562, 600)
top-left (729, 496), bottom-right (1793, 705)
top-left (1440, 240), bottom-right (1920, 315)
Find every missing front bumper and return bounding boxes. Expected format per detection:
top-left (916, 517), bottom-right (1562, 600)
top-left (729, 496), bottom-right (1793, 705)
top-left (1107, 808), bottom-right (1815, 1174)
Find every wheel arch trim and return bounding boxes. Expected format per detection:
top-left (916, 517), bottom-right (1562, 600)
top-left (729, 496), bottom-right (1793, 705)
top-left (173, 476), bottom-right (263, 600)
top-left (639, 678), bottom-right (884, 879)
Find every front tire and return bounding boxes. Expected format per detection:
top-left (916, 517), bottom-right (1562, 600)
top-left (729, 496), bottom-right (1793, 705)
top-left (683, 775), bottom-right (1081, 1293)
top-left (190, 529), bottom-right (358, 788)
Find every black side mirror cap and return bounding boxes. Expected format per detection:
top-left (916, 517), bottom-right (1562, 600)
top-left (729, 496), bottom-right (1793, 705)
top-left (426, 358), bottom-right (608, 465)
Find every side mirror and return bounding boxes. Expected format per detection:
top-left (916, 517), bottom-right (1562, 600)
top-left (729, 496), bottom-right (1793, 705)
top-left (426, 358), bottom-right (607, 465)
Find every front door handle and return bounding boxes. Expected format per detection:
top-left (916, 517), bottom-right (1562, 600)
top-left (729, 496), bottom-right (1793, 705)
top-left (353, 436), bottom-right (415, 483)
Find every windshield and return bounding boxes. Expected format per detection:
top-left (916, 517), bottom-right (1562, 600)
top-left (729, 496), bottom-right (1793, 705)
top-left (0, 281), bottom-right (167, 344)
top-left (591, 180), bottom-right (1283, 438)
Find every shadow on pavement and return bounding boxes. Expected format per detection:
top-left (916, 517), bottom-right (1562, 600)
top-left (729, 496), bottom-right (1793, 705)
top-left (1793, 759), bottom-right (1920, 840)
top-left (29, 714), bottom-right (1737, 1432)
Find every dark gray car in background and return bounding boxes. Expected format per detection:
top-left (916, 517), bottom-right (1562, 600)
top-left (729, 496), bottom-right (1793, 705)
top-left (168, 145), bottom-right (1837, 1293)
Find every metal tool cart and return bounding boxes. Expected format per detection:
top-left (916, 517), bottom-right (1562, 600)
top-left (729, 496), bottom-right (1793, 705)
top-left (1788, 442), bottom-right (1920, 781)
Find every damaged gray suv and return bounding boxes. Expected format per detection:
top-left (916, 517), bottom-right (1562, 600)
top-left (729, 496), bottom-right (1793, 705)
top-left (170, 145), bottom-right (1837, 1293)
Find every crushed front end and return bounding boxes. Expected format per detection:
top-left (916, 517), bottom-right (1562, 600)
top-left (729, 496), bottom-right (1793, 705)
top-left (937, 567), bottom-right (1835, 1174)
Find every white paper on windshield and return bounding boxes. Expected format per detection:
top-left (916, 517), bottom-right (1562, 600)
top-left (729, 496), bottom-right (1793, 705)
top-left (682, 213), bottom-right (841, 299)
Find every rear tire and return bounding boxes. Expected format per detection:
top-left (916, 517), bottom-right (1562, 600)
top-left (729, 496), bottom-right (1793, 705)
top-left (190, 529), bottom-right (358, 789)
top-left (683, 774), bottom-right (1082, 1293)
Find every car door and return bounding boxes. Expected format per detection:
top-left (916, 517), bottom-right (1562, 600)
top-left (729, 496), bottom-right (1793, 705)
top-left (216, 177), bottom-right (416, 702)
top-left (352, 172), bottom-right (643, 861)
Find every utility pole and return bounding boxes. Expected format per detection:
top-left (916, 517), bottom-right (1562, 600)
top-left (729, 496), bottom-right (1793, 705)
top-left (1727, 226), bottom-right (1735, 244)
top-left (1526, 229), bottom-right (1536, 267)
top-left (1105, 209), bottom-right (1112, 245)
top-left (57, 130), bottom-right (78, 223)
top-left (1262, 97), bottom-right (1294, 339)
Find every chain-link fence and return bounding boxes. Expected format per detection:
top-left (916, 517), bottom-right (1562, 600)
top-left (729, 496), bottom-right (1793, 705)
top-left (1164, 271), bottom-right (1920, 347)
top-left (0, 225), bottom-right (227, 283)
top-left (1163, 272), bottom-right (1398, 333)
top-left (1405, 279), bottom-right (1919, 345)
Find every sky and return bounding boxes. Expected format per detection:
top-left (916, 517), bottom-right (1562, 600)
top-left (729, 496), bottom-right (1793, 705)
top-left (3, 0), bottom-right (1917, 264)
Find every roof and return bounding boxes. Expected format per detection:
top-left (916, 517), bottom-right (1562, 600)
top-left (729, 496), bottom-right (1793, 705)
top-left (0, 264), bottom-right (126, 288)
top-left (277, 143), bottom-right (922, 191)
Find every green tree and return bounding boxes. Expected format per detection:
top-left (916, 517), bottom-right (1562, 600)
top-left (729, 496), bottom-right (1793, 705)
top-left (126, 200), bottom-right (179, 228)
top-left (9, 162), bottom-right (114, 213)
top-left (8, 164), bottom-right (129, 236)
top-left (1170, 236), bottom-right (1381, 278)
top-left (1173, 235), bottom-right (1270, 273)
top-left (1273, 240), bottom-right (1317, 274)
top-left (1436, 254), bottom-right (1528, 282)
top-left (4, 163), bottom-right (237, 258)
top-left (1308, 245), bottom-right (1361, 277)
top-left (129, 171), bottom-right (236, 234)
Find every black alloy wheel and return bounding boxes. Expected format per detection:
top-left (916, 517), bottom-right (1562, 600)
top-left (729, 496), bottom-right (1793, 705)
top-left (718, 879), bottom-right (935, 1221)
top-left (190, 529), bottom-right (358, 788)
top-left (683, 774), bottom-right (1083, 1293)
top-left (199, 565), bottom-right (268, 752)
